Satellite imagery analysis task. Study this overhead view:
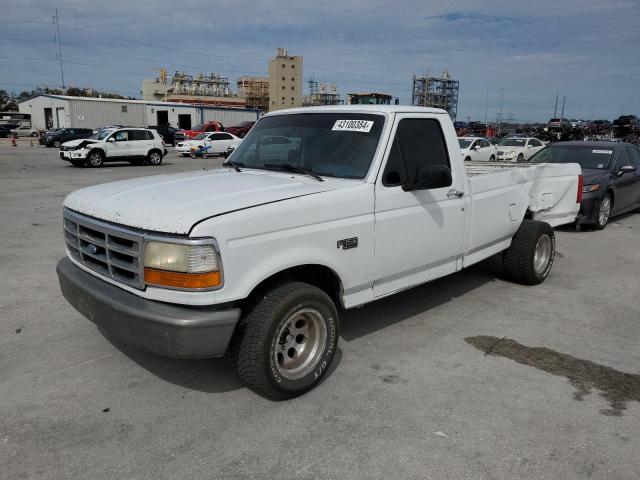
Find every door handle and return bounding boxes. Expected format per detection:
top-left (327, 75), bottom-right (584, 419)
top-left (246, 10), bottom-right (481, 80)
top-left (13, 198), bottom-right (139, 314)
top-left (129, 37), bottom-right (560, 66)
top-left (447, 189), bottom-right (464, 198)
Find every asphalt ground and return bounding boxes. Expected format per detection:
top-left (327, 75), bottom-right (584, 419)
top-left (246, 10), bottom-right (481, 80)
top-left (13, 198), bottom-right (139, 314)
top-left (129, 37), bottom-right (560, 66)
top-left (1, 139), bottom-right (639, 479)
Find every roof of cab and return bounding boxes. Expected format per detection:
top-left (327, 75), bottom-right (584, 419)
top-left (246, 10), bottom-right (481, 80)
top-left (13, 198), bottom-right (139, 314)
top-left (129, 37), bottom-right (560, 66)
top-left (264, 105), bottom-right (449, 116)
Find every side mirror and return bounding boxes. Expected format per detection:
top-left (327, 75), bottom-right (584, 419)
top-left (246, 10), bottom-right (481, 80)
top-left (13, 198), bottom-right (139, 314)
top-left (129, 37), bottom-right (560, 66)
top-left (403, 165), bottom-right (453, 191)
top-left (107, 137), bottom-right (115, 142)
top-left (618, 165), bottom-right (637, 176)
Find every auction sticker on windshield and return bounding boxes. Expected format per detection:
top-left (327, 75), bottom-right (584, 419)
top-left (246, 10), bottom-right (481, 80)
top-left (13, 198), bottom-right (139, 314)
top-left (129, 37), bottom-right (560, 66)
top-left (332, 120), bottom-right (374, 133)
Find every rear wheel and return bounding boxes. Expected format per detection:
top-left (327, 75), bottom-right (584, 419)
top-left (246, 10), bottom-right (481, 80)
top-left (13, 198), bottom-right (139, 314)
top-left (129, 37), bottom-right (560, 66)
top-left (31, 132), bottom-right (38, 137)
top-left (503, 220), bottom-right (555, 285)
top-left (53, 140), bottom-right (61, 148)
top-left (229, 281), bottom-right (339, 399)
top-left (147, 150), bottom-right (162, 166)
top-left (594, 193), bottom-right (611, 230)
top-left (87, 151), bottom-right (104, 168)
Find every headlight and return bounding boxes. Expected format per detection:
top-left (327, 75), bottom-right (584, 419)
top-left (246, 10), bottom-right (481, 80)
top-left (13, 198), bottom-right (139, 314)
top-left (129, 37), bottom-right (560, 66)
top-left (582, 184), bottom-right (600, 193)
top-left (144, 241), bottom-right (221, 289)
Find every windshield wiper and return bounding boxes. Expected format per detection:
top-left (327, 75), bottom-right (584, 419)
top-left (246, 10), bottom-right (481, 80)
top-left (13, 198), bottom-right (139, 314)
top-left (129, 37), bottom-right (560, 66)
top-left (262, 163), bottom-right (324, 182)
top-left (223, 160), bottom-right (243, 172)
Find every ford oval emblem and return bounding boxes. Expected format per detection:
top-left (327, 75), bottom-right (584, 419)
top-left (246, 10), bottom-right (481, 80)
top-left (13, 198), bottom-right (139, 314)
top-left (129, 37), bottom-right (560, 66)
top-left (87, 243), bottom-right (98, 254)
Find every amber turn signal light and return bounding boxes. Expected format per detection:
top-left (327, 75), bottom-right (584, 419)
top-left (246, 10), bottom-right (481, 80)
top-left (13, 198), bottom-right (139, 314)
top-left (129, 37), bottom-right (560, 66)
top-left (144, 268), bottom-right (221, 289)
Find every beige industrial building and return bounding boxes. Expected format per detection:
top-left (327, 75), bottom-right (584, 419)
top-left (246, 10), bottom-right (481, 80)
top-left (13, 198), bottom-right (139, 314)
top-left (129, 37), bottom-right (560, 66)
top-left (237, 76), bottom-right (269, 111)
top-left (268, 48), bottom-right (303, 111)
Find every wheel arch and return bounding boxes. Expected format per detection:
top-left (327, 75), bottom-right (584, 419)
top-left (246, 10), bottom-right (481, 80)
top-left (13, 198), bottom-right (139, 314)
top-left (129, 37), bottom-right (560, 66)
top-left (243, 264), bottom-right (344, 309)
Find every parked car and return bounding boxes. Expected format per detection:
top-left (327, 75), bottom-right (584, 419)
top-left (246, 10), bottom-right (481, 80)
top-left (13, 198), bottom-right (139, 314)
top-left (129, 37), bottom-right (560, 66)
top-left (0, 123), bottom-right (20, 138)
top-left (11, 126), bottom-right (39, 137)
top-left (497, 137), bottom-right (545, 161)
top-left (59, 127), bottom-right (167, 168)
top-left (174, 121), bottom-right (224, 142)
top-left (175, 132), bottom-right (242, 156)
top-left (148, 125), bottom-right (179, 145)
top-left (586, 119), bottom-right (611, 135)
top-left (225, 121), bottom-right (255, 138)
top-left (40, 128), bottom-right (93, 148)
top-left (530, 141), bottom-right (640, 229)
top-left (458, 137), bottom-right (497, 162)
top-left (613, 115), bottom-right (640, 136)
top-left (547, 118), bottom-right (570, 131)
top-left (56, 105), bottom-right (582, 399)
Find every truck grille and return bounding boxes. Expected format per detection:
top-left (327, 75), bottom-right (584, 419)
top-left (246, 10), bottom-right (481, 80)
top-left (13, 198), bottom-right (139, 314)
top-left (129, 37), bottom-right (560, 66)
top-left (63, 209), bottom-right (145, 289)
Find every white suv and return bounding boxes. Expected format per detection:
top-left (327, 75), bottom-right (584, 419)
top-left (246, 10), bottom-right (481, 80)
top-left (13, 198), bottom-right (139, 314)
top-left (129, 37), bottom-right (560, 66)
top-left (59, 127), bottom-right (167, 168)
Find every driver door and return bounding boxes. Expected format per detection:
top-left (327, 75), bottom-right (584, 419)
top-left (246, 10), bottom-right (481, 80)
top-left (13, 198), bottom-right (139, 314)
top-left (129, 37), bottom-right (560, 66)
top-left (373, 115), bottom-right (466, 298)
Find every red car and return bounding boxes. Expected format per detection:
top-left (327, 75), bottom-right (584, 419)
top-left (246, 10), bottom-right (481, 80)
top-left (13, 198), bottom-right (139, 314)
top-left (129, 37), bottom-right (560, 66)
top-left (174, 121), bottom-right (224, 142)
top-left (225, 121), bottom-right (255, 138)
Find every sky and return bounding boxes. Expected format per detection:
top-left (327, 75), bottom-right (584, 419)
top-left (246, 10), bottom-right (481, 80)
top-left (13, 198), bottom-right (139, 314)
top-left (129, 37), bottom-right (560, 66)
top-left (1, 0), bottom-right (638, 122)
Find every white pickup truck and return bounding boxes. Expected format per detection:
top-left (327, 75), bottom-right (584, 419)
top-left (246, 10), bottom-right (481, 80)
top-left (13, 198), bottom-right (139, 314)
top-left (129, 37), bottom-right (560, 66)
top-left (57, 106), bottom-right (582, 399)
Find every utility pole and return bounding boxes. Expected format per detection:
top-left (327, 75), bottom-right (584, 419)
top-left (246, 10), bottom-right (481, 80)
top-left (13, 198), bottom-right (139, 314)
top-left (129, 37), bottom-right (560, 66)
top-left (560, 95), bottom-right (566, 119)
top-left (497, 88), bottom-right (504, 135)
top-left (484, 88), bottom-right (489, 123)
top-left (54, 8), bottom-right (65, 92)
top-left (553, 93), bottom-right (558, 118)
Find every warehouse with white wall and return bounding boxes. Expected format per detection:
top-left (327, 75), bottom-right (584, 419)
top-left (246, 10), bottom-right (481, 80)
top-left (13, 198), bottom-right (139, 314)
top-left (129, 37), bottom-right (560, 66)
top-left (19, 95), bottom-right (260, 131)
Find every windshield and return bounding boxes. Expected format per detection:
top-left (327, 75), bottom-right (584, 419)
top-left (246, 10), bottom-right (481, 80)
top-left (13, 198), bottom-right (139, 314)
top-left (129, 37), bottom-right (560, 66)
top-left (529, 145), bottom-right (614, 170)
top-left (229, 113), bottom-right (385, 179)
top-left (458, 139), bottom-right (472, 149)
top-left (191, 124), bottom-right (205, 131)
top-left (500, 138), bottom-right (527, 147)
top-left (91, 129), bottom-right (114, 140)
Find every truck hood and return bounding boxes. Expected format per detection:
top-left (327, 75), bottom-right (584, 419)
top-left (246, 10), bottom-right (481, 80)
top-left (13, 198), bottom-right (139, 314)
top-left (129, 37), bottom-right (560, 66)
top-left (64, 169), bottom-right (345, 234)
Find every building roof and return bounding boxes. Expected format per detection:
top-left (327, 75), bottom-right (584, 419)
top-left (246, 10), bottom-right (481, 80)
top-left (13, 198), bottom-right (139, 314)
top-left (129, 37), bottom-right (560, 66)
top-left (18, 94), bottom-right (259, 112)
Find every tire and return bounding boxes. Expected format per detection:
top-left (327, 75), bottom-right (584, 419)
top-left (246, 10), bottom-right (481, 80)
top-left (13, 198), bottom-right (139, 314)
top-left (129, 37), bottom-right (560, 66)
top-left (517, 153), bottom-right (524, 162)
top-left (87, 150), bottom-right (104, 168)
top-left (502, 220), bottom-right (555, 285)
top-left (489, 155), bottom-right (495, 161)
top-left (464, 156), bottom-right (471, 162)
top-left (594, 193), bottom-right (611, 230)
top-left (70, 160), bottom-right (85, 168)
top-left (229, 281), bottom-right (339, 400)
top-left (31, 132), bottom-right (38, 137)
top-left (53, 140), bottom-right (61, 148)
top-left (147, 150), bottom-right (162, 166)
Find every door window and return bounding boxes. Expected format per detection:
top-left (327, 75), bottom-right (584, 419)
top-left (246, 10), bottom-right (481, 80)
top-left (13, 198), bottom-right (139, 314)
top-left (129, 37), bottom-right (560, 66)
top-left (614, 148), bottom-right (631, 170)
top-left (382, 118), bottom-right (450, 187)
top-left (530, 139), bottom-right (542, 147)
top-left (218, 133), bottom-right (233, 140)
top-left (627, 147), bottom-right (640, 168)
top-left (113, 130), bottom-right (129, 142)
top-left (481, 139), bottom-right (490, 148)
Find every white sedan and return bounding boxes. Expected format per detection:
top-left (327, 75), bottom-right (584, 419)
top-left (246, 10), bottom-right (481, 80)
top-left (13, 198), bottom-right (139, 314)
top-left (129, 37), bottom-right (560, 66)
top-left (11, 126), bottom-right (39, 137)
top-left (496, 137), bottom-right (545, 162)
top-left (458, 137), bottom-right (497, 162)
top-left (175, 132), bottom-right (242, 156)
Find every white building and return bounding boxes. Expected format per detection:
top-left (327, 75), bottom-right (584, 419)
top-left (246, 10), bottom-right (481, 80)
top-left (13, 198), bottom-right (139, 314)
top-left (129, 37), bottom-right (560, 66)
top-left (19, 95), bottom-right (259, 131)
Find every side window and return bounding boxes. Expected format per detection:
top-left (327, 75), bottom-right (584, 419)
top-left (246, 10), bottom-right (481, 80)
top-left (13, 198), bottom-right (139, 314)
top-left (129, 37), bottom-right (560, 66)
top-left (382, 118), bottom-right (451, 187)
top-left (218, 133), bottom-right (233, 140)
top-left (531, 139), bottom-right (542, 147)
top-left (614, 148), bottom-right (631, 170)
top-left (481, 139), bottom-right (490, 148)
top-left (114, 130), bottom-right (129, 142)
top-left (208, 133), bottom-right (221, 141)
top-left (627, 147), bottom-right (640, 168)
top-left (129, 130), bottom-right (148, 141)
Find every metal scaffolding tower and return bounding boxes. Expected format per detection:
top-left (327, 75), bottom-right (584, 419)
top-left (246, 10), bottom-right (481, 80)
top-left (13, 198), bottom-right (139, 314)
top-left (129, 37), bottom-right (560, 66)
top-left (411, 70), bottom-right (459, 120)
top-left (303, 79), bottom-right (343, 106)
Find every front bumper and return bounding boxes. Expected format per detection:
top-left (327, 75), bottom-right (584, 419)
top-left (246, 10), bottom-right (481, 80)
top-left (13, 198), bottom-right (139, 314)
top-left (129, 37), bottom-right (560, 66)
top-left (56, 257), bottom-right (241, 358)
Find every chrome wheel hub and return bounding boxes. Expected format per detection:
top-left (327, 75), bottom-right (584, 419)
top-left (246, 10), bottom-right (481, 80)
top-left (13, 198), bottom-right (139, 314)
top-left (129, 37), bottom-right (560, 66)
top-left (274, 308), bottom-right (327, 380)
top-left (533, 234), bottom-right (552, 275)
top-left (149, 152), bottom-right (161, 164)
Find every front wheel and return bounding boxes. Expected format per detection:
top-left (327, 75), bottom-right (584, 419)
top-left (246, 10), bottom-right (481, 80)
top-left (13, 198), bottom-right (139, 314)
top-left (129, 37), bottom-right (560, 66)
top-left (489, 154), bottom-right (495, 161)
top-left (517, 153), bottom-right (524, 162)
top-left (31, 132), bottom-right (38, 137)
top-left (87, 151), bottom-right (104, 168)
top-left (502, 220), bottom-right (555, 285)
top-left (594, 193), bottom-right (611, 230)
top-left (230, 281), bottom-right (339, 399)
top-left (53, 140), bottom-right (61, 148)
